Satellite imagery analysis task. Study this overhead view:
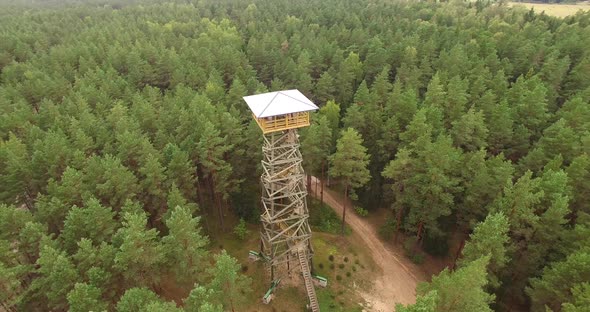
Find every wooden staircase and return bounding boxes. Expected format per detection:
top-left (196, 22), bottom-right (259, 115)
top-left (298, 248), bottom-right (320, 312)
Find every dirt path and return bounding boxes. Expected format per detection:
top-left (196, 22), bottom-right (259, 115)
top-left (309, 177), bottom-right (427, 311)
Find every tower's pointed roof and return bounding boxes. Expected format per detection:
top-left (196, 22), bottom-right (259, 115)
top-left (243, 89), bottom-right (319, 118)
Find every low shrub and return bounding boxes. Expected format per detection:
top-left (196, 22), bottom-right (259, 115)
top-left (354, 206), bottom-right (368, 217)
top-left (330, 263), bottom-right (335, 270)
top-left (241, 265), bottom-right (248, 273)
top-left (336, 275), bottom-right (342, 281)
top-left (338, 263), bottom-right (345, 269)
top-left (346, 271), bottom-right (351, 277)
top-left (318, 263), bottom-right (324, 269)
top-left (403, 236), bottom-right (418, 255)
top-left (378, 217), bottom-right (397, 240)
top-left (411, 253), bottom-right (425, 264)
top-left (423, 234), bottom-right (449, 257)
top-left (328, 254), bottom-right (334, 262)
top-left (343, 256), bottom-right (349, 263)
top-left (309, 199), bottom-right (352, 234)
top-left (233, 218), bottom-right (250, 240)
top-left (352, 266), bottom-right (357, 272)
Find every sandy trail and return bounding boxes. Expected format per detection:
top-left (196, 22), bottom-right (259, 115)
top-left (309, 177), bottom-right (426, 311)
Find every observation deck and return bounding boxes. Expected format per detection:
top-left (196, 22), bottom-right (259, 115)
top-left (243, 89), bottom-right (318, 134)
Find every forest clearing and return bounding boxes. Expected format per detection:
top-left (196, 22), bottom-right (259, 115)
top-left (509, 1), bottom-right (590, 17)
top-left (2, 0), bottom-right (590, 311)
top-left (309, 177), bottom-right (427, 311)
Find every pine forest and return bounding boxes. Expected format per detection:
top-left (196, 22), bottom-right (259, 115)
top-left (1, 0), bottom-right (590, 311)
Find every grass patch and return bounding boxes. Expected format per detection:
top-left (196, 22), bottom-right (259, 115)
top-left (206, 213), bottom-right (373, 311)
top-left (309, 198), bottom-right (352, 235)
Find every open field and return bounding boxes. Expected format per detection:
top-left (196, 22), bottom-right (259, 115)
top-left (509, 1), bottom-right (590, 17)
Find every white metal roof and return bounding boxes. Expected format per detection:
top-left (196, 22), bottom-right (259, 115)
top-left (243, 89), bottom-right (319, 118)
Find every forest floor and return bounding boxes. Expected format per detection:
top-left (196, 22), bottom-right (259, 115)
top-left (209, 214), bottom-right (376, 311)
top-left (309, 177), bottom-right (429, 311)
top-left (508, 1), bottom-right (590, 17)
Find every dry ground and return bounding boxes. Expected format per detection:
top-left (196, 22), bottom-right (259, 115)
top-left (508, 1), bottom-right (590, 17)
top-left (310, 177), bottom-right (429, 312)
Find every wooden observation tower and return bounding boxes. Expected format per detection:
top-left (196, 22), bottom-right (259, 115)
top-left (243, 89), bottom-right (320, 311)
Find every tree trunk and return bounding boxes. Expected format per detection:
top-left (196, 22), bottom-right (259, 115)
top-left (341, 182), bottom-right (348, 236)
top-left (326, 163), bottom-right (330, 186)
top-left (452, 238), bottom-right (466, 270)
top-left (227, 281), bottom-right (235, 312)
top-left (415, 221), bottom-right (424, 251)
top-left (315, 174), bottom-right (318, 195)
top-left (23, 188), bottom-right (34, 211)
top-left (208, 172), bottom-right (224, 230)
top-left (320, 161), bottom-right (325, 204)
top-left (216, 193), bottom-right (224, 231)
top-left (394, 206), bottom-right (403, 243)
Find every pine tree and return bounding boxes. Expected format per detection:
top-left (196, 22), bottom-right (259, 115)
top-left (314, 71), bottom-right (336, 105)
top-left (395, 291), bottom-right (437, 312)
top-left (418, 256), bottom-right (494, 312)
top-left (114, 213), bottom-right (165, 288)
top-left (336, 52), bottom-right (363, 106)
top-left (29, 246), bottom-right (79, 311)
top-left (566, 154), bottom-right (590, 219)
top-left (163, 206), bottom-right (208, 285)
top-left (459, 151), bottom-right (514, 228)
top-left (61, 198), bottom-right (117, 253)
top-left (486, 100), bottom-right (514, 155)
top-left (138, 153), bottom-right (168, 222)
top-left (184, 284), bottom-right (223, 312)
top-left (85, 155), bottom-right (140, 210)
top-left (371, 66), bottom-right (392, 108)
top-left (459, 212), bottom-right (510, 288)
top-left (67, 283), bottom-right (108, 312)
top-left (116, 287), bottom-right (161, 312)
top-left (536, 118), bottom-right (578, 165)
top-left (18, 221), bottom-right (51, 265)
top-left (384, 134), bottom-right (462, 240)
top-left (364, 37), bottom-right (387, 83)
top-left (562, 283), bottom-right (590, 312)
top-left (197, 121), bottom-right (233, 230)
top-left (450, 108), bottom-right (489, 152)
top-left (423, 73), bottom-right (446, 110)
top-left (301, 115), bottom-right (332, 194)
top-left (207, 251), bottom-right (252, 312)
top-left (163, 143), bottom-right (197, 201)
top-left (0, 133), bottom-right (34, 206)
top-left (0, 203), bottom-right (33, 241)
top-left (329, 128), bottom-right (370, 234)
top-left (527, 248), bottom-right (590, 312)
top-left (318, 100), bottom-right (341, 148)
top-left (444, 76), bottom-right (469, 128)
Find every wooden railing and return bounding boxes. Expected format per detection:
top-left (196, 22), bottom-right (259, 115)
top-left (254, 112), bottom-right (310, 133)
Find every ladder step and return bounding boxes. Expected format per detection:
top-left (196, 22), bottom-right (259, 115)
top-left (298, 249), bottom-right (319, 312)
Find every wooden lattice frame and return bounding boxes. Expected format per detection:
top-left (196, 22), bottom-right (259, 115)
top-left (259, 129), bottom-right (314, 280)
